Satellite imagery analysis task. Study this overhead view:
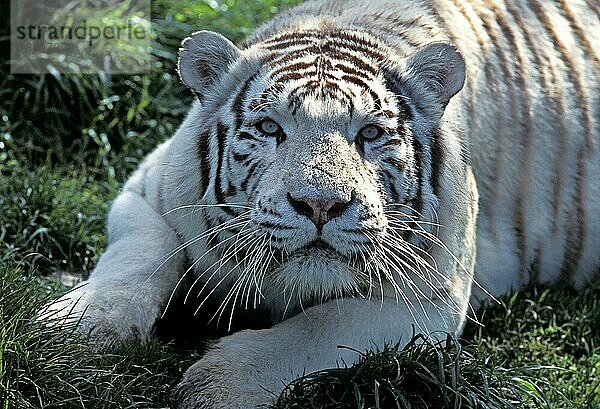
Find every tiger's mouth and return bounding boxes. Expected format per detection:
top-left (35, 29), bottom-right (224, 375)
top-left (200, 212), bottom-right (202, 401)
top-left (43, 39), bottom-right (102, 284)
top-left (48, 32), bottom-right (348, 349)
top-left (278, 237), bottom-right (349, 262)
top-left (297, 238), bottom-right (334, 252)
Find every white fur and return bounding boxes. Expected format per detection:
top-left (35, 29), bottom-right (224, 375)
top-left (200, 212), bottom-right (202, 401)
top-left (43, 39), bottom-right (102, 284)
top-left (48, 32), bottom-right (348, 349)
top-left (45, 0), bottom-right (598, 408)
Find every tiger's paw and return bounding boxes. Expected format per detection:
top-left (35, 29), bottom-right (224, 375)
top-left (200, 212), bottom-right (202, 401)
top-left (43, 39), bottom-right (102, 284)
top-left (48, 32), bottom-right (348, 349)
top-left (172, 330), bottom-right (282, 409)
top-left (40, 283), bottom-right (150, 349)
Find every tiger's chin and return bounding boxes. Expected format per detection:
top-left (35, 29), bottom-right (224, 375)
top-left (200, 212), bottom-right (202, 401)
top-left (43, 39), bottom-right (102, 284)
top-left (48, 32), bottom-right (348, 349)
top-left (269, 245), bottom-right (365, 306)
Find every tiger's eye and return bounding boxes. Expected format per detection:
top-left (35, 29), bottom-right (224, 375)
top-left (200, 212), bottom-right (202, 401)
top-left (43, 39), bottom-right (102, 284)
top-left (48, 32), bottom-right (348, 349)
top-left (256, 119), bottom-right (281, 135)
top-left (358, 125), bottom-right (383, 140)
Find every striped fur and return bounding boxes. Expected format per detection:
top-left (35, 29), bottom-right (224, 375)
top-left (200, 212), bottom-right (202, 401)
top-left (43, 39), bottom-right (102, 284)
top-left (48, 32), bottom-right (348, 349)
top-left (46, 1), bottom-right (598, 407)
top-left (166, 0), bottom-right (598, 310)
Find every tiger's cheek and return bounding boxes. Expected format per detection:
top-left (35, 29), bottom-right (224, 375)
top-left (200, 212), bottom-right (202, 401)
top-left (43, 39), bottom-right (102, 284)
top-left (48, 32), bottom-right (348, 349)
top-left (228, 132), bottom-right (278, 199)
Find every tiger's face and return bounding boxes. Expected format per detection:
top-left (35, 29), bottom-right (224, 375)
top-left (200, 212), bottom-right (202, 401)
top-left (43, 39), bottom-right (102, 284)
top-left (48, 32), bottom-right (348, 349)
top-left (177, 29), bottom-right (465, 309)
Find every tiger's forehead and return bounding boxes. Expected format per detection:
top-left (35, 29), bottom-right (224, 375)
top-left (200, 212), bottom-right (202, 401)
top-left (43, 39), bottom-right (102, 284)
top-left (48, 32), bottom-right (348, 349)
top-left (242, 29), bottom-right (396, 121)
top-left (258, 29), bottom-right (389, 65)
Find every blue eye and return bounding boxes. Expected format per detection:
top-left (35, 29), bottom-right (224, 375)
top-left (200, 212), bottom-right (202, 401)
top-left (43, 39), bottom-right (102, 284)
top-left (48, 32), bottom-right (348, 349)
top-left (358, 125), bottom-right (383, 140)
top-left (256, 119), bottom-right (281, 135)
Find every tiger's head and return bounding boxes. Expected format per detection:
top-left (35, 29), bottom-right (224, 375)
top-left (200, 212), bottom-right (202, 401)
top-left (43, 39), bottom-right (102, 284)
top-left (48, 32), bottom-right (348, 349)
top-left (175, 28), bottom-right (469, 315)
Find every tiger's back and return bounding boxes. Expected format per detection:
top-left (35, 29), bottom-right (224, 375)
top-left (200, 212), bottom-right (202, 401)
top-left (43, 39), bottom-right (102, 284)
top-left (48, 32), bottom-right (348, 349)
top-left (250, 0), bottom-right (600, 297)
top-left (441, 0), bottom-right (599, 296)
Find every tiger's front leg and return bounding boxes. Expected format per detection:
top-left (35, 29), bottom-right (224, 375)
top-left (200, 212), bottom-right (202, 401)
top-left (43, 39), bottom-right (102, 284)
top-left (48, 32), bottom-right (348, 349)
top-left (173, 295), bottom-right (468, 409)
top-left (43, 143), bottom-right (185, 347)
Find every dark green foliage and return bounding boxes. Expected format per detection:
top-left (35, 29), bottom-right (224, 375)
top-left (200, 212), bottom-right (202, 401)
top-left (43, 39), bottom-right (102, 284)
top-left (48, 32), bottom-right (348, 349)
top-left (0, 265), bottom-right (196, 409)
top-left (152, 0), bottom-right (302, 44)
top-left (0, 0), bottom-right (300, 174)
top-left (0, 165), bottom-right (112, 274)
top-left (0, 54), bottom-right (189, 175)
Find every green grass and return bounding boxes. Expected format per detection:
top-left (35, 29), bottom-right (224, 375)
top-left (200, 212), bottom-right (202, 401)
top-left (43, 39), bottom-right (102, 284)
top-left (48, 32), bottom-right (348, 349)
top-left (273, 336), bottom-right (547, 409)
top-left (0, 165), bottom-right (112, 275)
top-left (0, 0), bottom-right (598, 408)
top-left (0, 267), bottom-right (196, 408)
top-left (465, 288), bottom-right (600, 407)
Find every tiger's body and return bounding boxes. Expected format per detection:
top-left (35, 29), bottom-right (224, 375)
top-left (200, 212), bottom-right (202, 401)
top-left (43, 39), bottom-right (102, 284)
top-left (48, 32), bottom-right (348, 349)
top-left (47, 0), bottom-right (599, 407)
top-left (252, 0), bottom-right (599, 296)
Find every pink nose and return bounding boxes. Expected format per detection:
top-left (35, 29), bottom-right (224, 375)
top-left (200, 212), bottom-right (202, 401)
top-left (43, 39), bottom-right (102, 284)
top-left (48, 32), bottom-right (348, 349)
top-left (287, 193), bottom-right (352, 230)
top-left (304, 199), bottom-right (338, 227)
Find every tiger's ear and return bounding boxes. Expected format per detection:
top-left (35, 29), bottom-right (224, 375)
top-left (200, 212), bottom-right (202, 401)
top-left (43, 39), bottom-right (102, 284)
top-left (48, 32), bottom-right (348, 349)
top-left (178, 31), bottom-right (241, 100)
top-left (402, 42), bottom-right (465, 109)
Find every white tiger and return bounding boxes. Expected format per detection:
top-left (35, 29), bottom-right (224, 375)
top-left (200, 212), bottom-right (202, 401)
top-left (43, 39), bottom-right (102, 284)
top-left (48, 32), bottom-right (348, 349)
top-left (46, 0), bottom-right (599, 407)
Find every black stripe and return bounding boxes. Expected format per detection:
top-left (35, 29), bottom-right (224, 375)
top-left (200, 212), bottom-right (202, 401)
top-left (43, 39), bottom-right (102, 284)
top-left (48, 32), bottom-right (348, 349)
top-left (504, 2), bottom-right (549, 282)
top-left (253, 82), bottom-right (286, 112)
top-left (196, 131), bottom-right (211, 197)
top-left (492, 3), bottom-right (533, 281)
top-left (264, 30), bottom-right (387, 63)
top-left (430, 129), bottom-right (444, 199)
top-left (225, 180), bottom-right (236, 198)
top-left (286, 79), bottom-right (353, 110)
top-left (528, 0), bottom-right (592, 150)
top-left (411, 136), bottom-right (424, 217)
top-left (266, 45), bottom-right (380, 74)
top-left (231, 73), bottom-right (258, 130)
top-left (557, 0), bottom-right (600, 70)
top-left (448, 0), bottom-right (487, 159)
top-left (274, 72), bottom-right (307, 83)
top-left (238, 131), bottom-right (261, 142)
top-left (203, 216), bottom-right (221, 250)
top-left (328, 33), bottom-right (388, 61)
top-left (270, 60), bottom-right (316, 77)
top-left (341, 55), bottom-right (380, 77)
top-left (240, 162), bottom-right (258, 192)
top-left (341, 74), bottom-right (381, 110)
top-left (247, 164), bottom-right (270, 198)
top-left (232, 151), bottom-right (250, 163)
top-left (584, 0), bottom-right (600, 16)
top-left (383, 158), bottom-right (406, 170)
top-left (388, 137), bottom-right (406, 146)
top-left (265, 44), bottom-right (322, 65)
top-left (325, 39), bottom-right (384, 69)
top-left (527, 0), bottom-right (590, 275)
top-left (561, 149), bottom-right (586, 281)
top-left (334, 61), bottom-right (379, 78)
top-left (382, 71), bottom-right (413, 123)
top-left (263, 38), bottom-right (316, 51)
top-left (508, 3), bottom-right (562, 241)
top-left (326, 82), bottom-right (355, 111)
top-left (262, 31), bottom-right (322, 46)
top-left (355, 134), bottom-right (365, 155)
top-left (368, 137), bottom-right (391, 151)
top-left (214, 122), bottom-right (237, 216)
top-left (382, 169), bottom-right (400, 204)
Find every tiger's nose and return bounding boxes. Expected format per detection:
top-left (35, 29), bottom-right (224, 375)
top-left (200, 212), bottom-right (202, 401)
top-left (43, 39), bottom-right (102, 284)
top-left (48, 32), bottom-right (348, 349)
top-left (287, 193), bottom-right (353, 230)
